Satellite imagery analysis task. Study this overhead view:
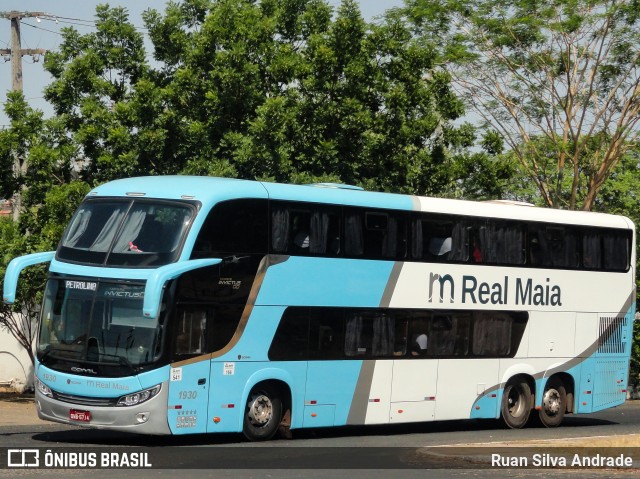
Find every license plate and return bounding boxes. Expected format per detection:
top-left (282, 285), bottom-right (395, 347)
top-left (69, 409), bottom-right (91, 422)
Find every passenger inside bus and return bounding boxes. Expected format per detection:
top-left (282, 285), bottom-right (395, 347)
top-left (411, 333), bottom-right (428, 356)
top-left (428, 237), bottom-right (452, 257)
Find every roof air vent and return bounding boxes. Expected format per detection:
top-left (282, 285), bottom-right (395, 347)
top-left (306, 183), bottom-right (364, 191)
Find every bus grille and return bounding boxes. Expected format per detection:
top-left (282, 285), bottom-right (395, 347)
top-left (597, 316), bottom-right (627, 355)
top-left (593, 360), bottom-right (627, 409)
top-left (52, 391), bottom-right (119, 407)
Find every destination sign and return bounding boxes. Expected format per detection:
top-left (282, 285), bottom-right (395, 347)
top-left (65, 280), bottom-right (98, 291)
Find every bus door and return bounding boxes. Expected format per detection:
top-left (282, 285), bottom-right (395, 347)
top-left (167, 308), bottom-right (212, 434)
top-left (390, 360), bottom-right (438, 423)
top-left (390, 316), bottom-right (438, 423)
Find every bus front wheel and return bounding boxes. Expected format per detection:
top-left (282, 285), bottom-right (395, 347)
top-left (538, 377), bottom-right (566, 428)
top-left (242, 384), bottom-right (283, 441)
top-left (501, 379), bottom-right (532, 429)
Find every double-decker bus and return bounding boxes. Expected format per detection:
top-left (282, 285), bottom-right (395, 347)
top-left (3, 176), bottom-right (635, 440)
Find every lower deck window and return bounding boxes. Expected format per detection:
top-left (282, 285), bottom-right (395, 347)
top-left (268, 307), bottom-right (528, 361)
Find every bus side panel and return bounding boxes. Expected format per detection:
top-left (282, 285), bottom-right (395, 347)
top-left (527, 312), bottom-right (576, 358)
top-left (305, 360), bottom-right (364, 427)
top-left (575, 358), bottom-right (595, 413)
top-left (207, 306), bottom-right (301, 433)
top-left (207, 361), bottom-right (308, 433)
top-left (256, 257), bottom-right (396, 307)
top-left (590, 308), bottom-right (634, 412)
top-left (364, 360), bottom-right (393, 425)
top-left (438, 359), bottom-right (499, 420)
top-left (574, 307), bottom-right (634, 414)
top-left (390, 359), bottom-right (437, 423)
top-left (167, 360), bottom-right (211, 434)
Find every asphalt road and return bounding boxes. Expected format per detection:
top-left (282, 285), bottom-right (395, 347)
top-left (1, 399), bottom-right (639, 478)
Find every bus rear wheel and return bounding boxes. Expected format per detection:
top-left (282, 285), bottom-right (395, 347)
top-left (501, 379), bottom-right (532, 429)
top-left (242, 384), bottom-right (283, 441)
top-left (538, 377), bottom-right (566, 428)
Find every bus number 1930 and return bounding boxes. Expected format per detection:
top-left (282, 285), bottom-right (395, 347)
top-left (178, 390), bottom-right (198, 400)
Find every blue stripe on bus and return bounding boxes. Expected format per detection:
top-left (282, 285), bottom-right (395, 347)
top-left (36, 362), bottom-right (170, 398)
top-left (256, 257), bottom-right (397, 307)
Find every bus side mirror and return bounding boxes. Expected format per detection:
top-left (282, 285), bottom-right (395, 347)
top-left (3, 251), bottom-right (56, 303)
top-left (143, 258), bottom-right (222, 319)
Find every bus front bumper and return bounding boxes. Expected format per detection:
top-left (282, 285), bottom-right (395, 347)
top-left (34, 382), bottom-right (171, 435)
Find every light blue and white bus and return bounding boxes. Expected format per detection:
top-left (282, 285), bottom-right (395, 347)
top-left (3, 176), bottom-right (636, 440)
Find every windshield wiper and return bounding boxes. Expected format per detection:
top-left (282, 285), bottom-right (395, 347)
top-left (38, 346), bottom-right (53, 365)
top-left (94, 352), bottom-right (139, 375)
top-left (38, 346), bottom-right (71, 365)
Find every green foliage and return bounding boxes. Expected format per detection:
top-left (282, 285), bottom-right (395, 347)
top-left (137, 0), bottom-right (473, 193)
top-left (407, 0), bottom-right (640, 210)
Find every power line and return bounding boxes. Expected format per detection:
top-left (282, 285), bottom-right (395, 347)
top-left (40, 14), bottom-right (150, 34)
top-left (2, 10), bottom-right (150, 32)
top-left (21, 21), bottom-right (62, 36)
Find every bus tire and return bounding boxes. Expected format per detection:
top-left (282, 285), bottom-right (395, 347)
top-left (538, 377), bottom-right (566, 428)
top-left (501, 379), bottom-right (532, 429)
top-left (242, 384), bottom-right (283, 441)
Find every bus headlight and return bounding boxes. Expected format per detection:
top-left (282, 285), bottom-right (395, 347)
top-left (35, 377), bottom-right (53, 398)
top-left (117, 384), bottom-right (161, 407)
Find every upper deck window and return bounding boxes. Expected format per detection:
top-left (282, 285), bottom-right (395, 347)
top-left (58, 199), bottom-right (196, 267)
top-left (193, 199), bottom-right (268, 257)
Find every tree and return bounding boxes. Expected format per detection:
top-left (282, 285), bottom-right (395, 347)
top-left (43, 5), bottom-right (151, 183)
top-left (143, 0), bottom-right (474, 194)
top-left (0, 218), bottom-right (37, 367)
top-left (406, 0), bottom-right (640, 210)
top-left (0, 91), bottom-right (92, 366)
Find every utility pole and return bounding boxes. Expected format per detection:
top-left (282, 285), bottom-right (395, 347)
top-left (0, 11), bottom-right (47, 221)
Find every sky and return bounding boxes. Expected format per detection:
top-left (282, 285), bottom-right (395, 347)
top-left (0, 0), bottom-right (405, 127)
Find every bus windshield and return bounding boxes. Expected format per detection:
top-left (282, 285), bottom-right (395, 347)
top-left (38, 279), bottom-right (165, 367)
top-left (57, 199), bottom-right (195, 267)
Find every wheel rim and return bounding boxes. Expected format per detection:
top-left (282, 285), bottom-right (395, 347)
top-left (508, 385), bottom-right (526, 418)
top-left (542, 388), bottom-right (561, 416)
top-left (247, 393), bottom-right (273, 427)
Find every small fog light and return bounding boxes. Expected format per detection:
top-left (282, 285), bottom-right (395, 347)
top-left (136, 412), bottom-right (150, 424)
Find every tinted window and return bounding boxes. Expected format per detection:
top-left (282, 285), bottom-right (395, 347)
top-left (472, 312), bottom-right (513, 356)
top-left (411, 217), bottom-right (465, 262)
top-left (58, 199), bottom-right (195, 267)
top-left (344, 310), bottom-right (396, 357)
top-left (583, 232), bottom-right (603, 269)
top-left (528, 225), bottom-right (579, 268)
top-left (172, 304), bottom-right (244, 359)
top-left (476, 221), bottom-right (525, 265)
top-left (271, 202), bottom-right (340, 256)
top-left (344, 208), bottom-right (407, 259)
top-left (268, 307), bottom-right (528, 360)
top-left (603, 230), bottom-right (630, 271)
top-left (309, 308), bottom-right (344, 359)
top-left (195, 199), bottom-right (268, 256)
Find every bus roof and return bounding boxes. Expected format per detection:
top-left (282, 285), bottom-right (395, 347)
top-left (88, 176), bottom-right (632, 230)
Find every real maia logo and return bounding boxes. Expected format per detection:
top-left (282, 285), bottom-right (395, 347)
top-left (428, 273), bottom-right (562, 307)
